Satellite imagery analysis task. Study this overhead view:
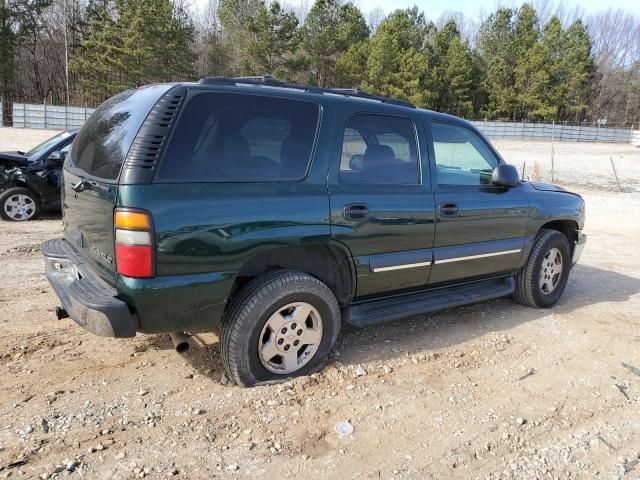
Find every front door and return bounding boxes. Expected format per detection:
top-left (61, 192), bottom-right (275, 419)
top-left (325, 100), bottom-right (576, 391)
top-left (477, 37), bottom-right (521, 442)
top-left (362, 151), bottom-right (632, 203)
top-left (329, 111), bottom-right (436, 298)
top-left (427, 120), bottom-right (529, 285)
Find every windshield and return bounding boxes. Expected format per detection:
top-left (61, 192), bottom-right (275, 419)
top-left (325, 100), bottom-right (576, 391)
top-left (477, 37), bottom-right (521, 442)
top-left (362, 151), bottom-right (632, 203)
top-left (25, 131), bottom-right (73, 159)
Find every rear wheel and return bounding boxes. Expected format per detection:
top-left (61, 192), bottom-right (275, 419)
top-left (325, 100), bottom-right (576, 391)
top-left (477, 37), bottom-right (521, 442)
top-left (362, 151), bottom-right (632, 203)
top-left (514, 229), bottom-right (572, 308)
top-left (221, 270), bottom-right (341, 387)
top-left (0, 187), bottom-right (40, 221)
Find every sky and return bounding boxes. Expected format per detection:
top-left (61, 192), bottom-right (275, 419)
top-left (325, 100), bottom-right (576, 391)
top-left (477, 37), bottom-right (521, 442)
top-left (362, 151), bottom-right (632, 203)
top-left (349, 0), bottom-right (640, 19)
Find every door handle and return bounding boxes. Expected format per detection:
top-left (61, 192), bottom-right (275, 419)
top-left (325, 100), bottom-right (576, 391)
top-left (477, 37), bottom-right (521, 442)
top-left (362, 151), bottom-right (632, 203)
top-left (439, 202), bottom-right (459, 217)
top-left (71, 179), bottom-right (90, 192)
top-left (343, 203), bottom-right (369, 220)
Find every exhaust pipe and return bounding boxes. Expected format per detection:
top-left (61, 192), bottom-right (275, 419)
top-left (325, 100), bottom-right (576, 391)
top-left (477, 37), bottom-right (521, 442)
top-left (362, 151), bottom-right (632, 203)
top-left (169, 332), bottom-right (191, 353)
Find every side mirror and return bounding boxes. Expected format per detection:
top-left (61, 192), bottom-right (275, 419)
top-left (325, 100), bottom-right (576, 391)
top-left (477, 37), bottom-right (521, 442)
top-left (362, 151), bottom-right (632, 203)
top-left (492, 164), bottom-right (520, 187)
top-left (46, 151), bottom-right (66, 166)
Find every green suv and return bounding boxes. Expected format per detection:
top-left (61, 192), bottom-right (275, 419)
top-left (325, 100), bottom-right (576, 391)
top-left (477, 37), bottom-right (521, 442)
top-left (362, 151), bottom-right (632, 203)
top-left (43, 76), bottom-right (586, 387)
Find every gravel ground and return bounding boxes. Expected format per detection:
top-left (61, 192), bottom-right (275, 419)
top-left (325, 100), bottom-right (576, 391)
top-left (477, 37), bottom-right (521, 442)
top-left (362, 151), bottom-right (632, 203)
top-left (1, 129), bottom-right (640, 480)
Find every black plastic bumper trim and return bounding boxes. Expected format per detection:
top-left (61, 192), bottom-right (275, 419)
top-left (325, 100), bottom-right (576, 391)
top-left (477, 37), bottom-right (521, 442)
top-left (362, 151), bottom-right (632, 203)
top-left (42, 238), bottom-right (137, 338)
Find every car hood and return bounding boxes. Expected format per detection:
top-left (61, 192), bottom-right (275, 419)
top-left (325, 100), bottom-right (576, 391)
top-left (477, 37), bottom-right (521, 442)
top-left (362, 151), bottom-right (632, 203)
top-left (528, 181), bottom-right (569, 193)
top-left (0, 151), bottom-right (29, 168)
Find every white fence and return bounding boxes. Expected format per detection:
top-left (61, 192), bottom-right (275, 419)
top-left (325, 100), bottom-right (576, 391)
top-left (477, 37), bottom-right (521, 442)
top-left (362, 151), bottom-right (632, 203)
top-left (0, 101), bottom-right (636, 145)
top-left (0, 101), bottom-right (95, 129)
top-left (471, 120), bottom-right (634, 144)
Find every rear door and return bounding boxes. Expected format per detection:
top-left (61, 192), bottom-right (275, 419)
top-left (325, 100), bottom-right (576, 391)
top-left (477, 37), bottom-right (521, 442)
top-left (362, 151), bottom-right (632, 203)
top-left (427, 120), bottom-right (529, 285)
top-left (328, 108), bottom-right (435, 298)
top-left (63, 85), bottom-right (172, 284)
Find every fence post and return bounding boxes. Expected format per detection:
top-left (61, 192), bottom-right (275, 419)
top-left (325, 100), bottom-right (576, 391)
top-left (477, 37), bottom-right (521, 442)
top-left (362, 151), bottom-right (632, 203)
top-left (610, 157), bottom-right (623, 192)
top-left (551, 120), bottom-right (555, 183)
top-left (43, 101), bottom-right (47, 129)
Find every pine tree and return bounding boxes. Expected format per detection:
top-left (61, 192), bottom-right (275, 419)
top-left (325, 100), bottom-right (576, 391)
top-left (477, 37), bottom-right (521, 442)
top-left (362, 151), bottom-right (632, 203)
top-left (515, 41), bottom-right (554, 120)
top-left (560, 20), bottom-right (592, 121)
top-left (72, 0), bottom-right (195, 100)
top-left (335, 40), bottom-right (370, 87)
top-left (302, 0), bottom-right (369, 86)
top-left (244, 1), bottom-right (300, 80)
top-left (217, 0), bottom-right (260, 76)
top-left (443, 37), bottom-right (474, 116)
top-left (363, 7), bottom-right (432, 107)
top-left (540, 16), bottom-right (565, 120)
top-left (478, 8), bottom-right (517, 119)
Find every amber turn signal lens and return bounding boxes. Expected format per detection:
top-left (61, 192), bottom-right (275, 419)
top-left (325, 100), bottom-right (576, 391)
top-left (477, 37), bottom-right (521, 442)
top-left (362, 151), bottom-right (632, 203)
top-left (115, 210), bottom-right (151, 229)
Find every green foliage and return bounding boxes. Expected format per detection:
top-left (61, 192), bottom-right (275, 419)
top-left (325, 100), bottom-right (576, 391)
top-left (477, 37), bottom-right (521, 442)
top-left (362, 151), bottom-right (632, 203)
top-left (244, 1), bottom-right (300, 80)
top-left (478, 8), bottom-right (517, 119)
top-left (71, 0), bottom-right (195, 99)
top-left (11, 0), bottom-right (602, 124)
top-left (302, 0), bottom-right (369, 86)
top-left (360, 8), bottom-right (431, 107)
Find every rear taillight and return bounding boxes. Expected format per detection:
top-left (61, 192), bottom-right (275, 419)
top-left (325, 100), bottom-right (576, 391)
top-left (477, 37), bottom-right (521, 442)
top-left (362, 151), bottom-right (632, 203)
top-left (114, 209), bottom-right (154, 278)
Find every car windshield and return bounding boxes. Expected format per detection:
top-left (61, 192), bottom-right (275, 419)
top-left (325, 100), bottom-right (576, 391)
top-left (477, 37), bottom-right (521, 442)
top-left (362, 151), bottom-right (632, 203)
top-left (25, 131), bottom-right (72, 159)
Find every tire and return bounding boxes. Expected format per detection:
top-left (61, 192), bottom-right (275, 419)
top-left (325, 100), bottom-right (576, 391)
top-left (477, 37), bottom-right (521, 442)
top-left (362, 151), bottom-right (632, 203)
top-left (514, 229), bottom-right (572, 308)
top-left (0, 187), bottom-right (41, 221)
top-left (221, 270), bottom-right (341, 387)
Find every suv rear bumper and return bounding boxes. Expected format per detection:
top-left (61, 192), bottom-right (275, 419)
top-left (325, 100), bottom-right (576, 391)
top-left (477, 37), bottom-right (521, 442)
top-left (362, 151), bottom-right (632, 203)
top-left (42, 238), bottom-right (137, 338)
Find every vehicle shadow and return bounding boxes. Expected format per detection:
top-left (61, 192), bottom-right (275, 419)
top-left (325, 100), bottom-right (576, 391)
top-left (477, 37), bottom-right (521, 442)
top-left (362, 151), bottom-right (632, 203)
top-left (143, 263), bottom-right (640, 381)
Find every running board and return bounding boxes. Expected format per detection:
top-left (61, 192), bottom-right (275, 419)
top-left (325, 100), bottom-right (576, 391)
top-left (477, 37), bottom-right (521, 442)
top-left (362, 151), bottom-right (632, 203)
top-left (344, 277), bottom-right (515, 327)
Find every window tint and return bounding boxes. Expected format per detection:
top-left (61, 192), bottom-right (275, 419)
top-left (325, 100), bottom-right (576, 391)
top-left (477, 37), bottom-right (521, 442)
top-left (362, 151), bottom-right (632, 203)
top-left (340, 128), bottom-right (366, 170)
top-left (339, 114), bottom-right (419, 185)
top-left (431, 122), bottom-right (498, 185)
top-left (157, 93), bottom-right (319, 182)
top-left (69, 84), bottom-right (171, 180)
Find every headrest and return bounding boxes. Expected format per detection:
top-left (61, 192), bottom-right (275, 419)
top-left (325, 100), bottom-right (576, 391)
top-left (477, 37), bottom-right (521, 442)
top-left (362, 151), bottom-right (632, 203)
top-left (364, 144), bottom-right (395, 165)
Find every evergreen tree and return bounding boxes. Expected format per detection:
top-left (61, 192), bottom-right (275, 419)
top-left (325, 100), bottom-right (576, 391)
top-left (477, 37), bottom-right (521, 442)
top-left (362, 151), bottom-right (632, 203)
top-left (540, 16), bottom-right (565, 119)
top-left (302, 0), bottom-right (369, 86)
top-left (515, 41), bottom-right (554, 119)
top-left (244, 1), bottom-right (300, 79)
top-left (217, 0), bottom-right (260, 76)
top-left (72, 0), bottom-right (195, 99)
top-left (560, 20), bottom-right (592, 121)
top-left (442, 37), bottom-right (474, 116)
top-left (478, 8), bottom-right (517, 119)
top-left (335, 40), bottom-right (370, 87)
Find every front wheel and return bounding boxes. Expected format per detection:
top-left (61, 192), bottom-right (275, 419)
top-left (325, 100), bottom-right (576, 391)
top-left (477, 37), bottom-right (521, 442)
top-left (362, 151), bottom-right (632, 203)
top-left (221, 270), bottom-right (341, 387)
top-left (514, 229), bottom-right (572, 308)
top-left (0, 187), bottom-right (41, 221)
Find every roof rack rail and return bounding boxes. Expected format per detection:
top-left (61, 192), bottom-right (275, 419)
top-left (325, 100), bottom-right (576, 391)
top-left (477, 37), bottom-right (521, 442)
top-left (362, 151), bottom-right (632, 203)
top-left (197, 76), bottom-right (416, 109)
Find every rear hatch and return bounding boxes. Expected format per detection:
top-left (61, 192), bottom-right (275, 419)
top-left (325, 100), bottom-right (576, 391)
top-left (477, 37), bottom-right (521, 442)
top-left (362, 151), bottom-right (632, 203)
top-left (63, 85), bottom-right (173, 285)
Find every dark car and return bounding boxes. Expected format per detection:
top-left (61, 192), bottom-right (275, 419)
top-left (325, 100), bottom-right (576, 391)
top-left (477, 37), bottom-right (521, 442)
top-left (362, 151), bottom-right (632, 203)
top-left (42, 77), bottom-right (586, 387)
top-left (0, 130), bottom-right (77, 221)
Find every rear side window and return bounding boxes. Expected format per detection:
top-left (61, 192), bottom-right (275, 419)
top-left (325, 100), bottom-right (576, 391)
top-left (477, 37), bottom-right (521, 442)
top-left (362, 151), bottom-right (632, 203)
top-left (68, 84), bottom-right (172, 180)
top-left (339, 114), bottom-right (419, 185)
top-left (157, 93), bottom-right (320, 182)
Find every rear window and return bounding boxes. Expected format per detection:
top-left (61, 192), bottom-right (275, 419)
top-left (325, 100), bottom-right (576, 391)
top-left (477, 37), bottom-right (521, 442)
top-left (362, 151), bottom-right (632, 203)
top-left (68, 84), bottom-right (172, 180)
top-left (156, 93), bottom-right (320, 182)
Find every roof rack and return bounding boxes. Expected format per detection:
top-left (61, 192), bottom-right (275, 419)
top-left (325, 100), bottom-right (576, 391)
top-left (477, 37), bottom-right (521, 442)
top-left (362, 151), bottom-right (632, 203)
top-left (198, 76), bottom-right (416, 109)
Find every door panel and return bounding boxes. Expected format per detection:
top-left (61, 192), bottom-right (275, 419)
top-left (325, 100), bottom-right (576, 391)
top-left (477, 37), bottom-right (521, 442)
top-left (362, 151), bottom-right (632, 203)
top-left (329, 111), bottom-right (435, 298)
top-left (330, 185), bottom-right (435, 297)
top-left (428, 121), bottom-right (529, 285)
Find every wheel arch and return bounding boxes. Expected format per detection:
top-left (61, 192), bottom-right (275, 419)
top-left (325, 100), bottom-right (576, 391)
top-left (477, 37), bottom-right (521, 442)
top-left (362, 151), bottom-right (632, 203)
top-left (227, 243), bottom-right (356, 309)
top-left (539, 219), bottom-right (579, 252)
